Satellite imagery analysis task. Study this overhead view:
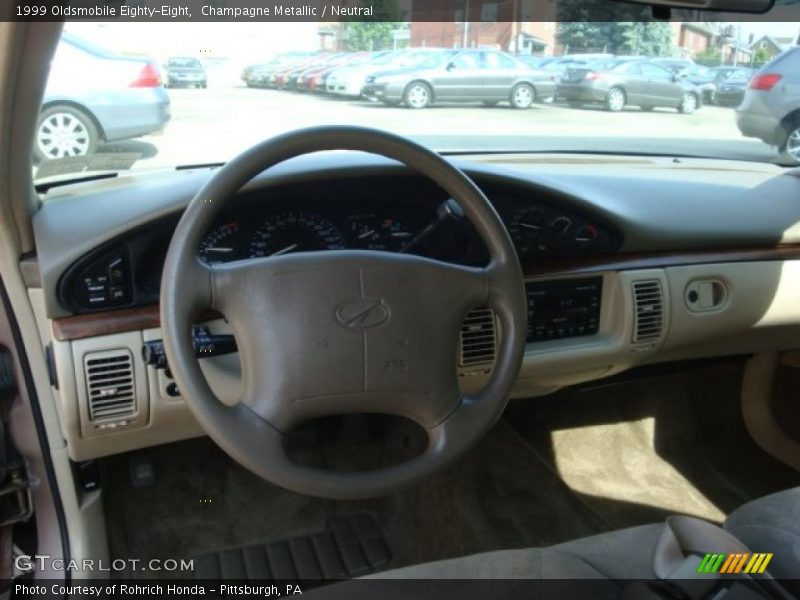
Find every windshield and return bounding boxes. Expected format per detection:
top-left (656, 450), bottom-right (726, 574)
top-left (33, 18), bottom-right (800, 182)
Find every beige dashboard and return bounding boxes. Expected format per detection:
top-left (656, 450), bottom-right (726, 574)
top-left (27, 257), bottom-right (800, 462)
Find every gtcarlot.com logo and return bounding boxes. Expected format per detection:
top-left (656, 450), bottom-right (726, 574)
top-left (14, 554), bottom-right (194, 573)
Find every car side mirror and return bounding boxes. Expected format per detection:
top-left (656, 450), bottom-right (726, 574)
top-left (446, 62), bottom-right (457, 72)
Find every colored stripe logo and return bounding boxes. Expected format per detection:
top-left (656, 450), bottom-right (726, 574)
top-left (697, 553), bottom-right (773, 574)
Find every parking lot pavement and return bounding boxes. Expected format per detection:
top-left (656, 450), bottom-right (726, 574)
top-left (100, 85), bottom-right (780, 172)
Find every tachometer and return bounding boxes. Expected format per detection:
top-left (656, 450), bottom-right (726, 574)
top-left (198, 222), bottom-right (247, 264)
top-left (346, 215), bottom-right (415, 251)
top-left (507, 206), bottom-right (547, 256)
top-left (248, 211), bottom-right (346, 258)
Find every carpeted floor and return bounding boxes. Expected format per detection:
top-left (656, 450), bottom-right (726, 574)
top-left (101, 358), bottom-right (800, 578)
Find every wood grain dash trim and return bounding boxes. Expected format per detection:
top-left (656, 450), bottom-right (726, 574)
top-left (53, 305), bottom-right (161, 342)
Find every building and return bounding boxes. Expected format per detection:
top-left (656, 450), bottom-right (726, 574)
top-left (408, 0), bottom-right (557, 55)
top-left (670, 22), bottom-right (715, 56)
top-left (748, 34), bottom-right (796, 61)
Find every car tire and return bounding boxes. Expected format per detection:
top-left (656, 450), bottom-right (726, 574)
top-left (510, 83), bottom-right (535, 109)
top-left (779, 121), bottom-right (800, 165)
top-left (605, 87), bottom-right (626, 112)
top-left (678, 92), bottom-right (698, 114)
top-left (640, 105), bottom-right (655, 112)
top-left (34, 105), bottom-right (99, 162)
top-left (403, 82), bottom-right (432, 109)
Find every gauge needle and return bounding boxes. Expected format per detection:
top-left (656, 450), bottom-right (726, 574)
top-left (269, 243), bottom-right (298, 257)
top-left (520, 223), bottom-right (541, 230)
top-left (358, 229), bottom-right (376, 240)
top-left (205, 247), bottom-right (234, 253)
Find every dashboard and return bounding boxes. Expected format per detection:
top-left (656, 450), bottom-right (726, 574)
top-left (31, 152), bottom-right (800, 464)
top-left (56, 176), bottom-right (621, 314)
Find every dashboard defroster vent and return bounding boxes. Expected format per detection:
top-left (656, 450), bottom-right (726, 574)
top-left (459, 308), bottom-right (497, 369)
top-left (83, 349), bottom-right (136, 422)
top-left (632, 280), bottom-right (665, 343)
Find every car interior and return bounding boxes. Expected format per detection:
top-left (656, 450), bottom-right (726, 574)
top-left (1, 4), bottom-right (800, 600)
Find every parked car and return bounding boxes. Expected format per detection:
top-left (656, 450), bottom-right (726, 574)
top-left (326, 49), bottom-right (447, 97)
top-left (558, 58), bottom-right (702, 113)
top-left (241, 52), bottom-right (318, 87)
top-left (164, 57), bottom-right (206, 89)
top-left (296, 53), bottom-right (370, 93)
top-left (541, 54), bottom-right (614, 83)
top-left (516, 55), bottom-right (551, 69)
top-left (35, 32), bottom-right (170, 162)
top-left (736, 47), bottom-right (800, 163)
top-left (714, 70), bottom-right (753, 107)
top-left (686, 66), bottom-right (753, 104)
top-left (362, 50), bottom-right (557, 109)
top-left (651, 57), bottom-right (697, 75)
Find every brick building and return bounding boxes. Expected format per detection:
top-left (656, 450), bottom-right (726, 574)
top-left (409, 0), bottom-right (557, 55)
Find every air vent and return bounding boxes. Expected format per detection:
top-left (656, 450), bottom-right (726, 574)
top-left (459, 308), bottom-right (497, 368)
top-left (83, 350), bottom-right (136, 422)
top-left (632, 280), bottom-right (664, 343)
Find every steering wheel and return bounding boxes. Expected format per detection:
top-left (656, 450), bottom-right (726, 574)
top-left (160, 127), bottom-right (527, 499)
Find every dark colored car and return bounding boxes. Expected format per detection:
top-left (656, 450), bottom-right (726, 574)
top-left (558, 58), bottom-right (702, 113)
top-left (164, 57), bottom-right (206, 89)
top-left (362, 49), bottom-right (557, 109)
top-left (715, 70), bottom-right (753, 107)
top-left (686, 66), bottom-right (754, 104)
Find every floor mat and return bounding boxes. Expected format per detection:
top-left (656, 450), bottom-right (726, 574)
top-left (102, 419), bottom-right (604, 578)
top-left (505, 360), bottom-right (800, 529)
top-left (193, 513), bottom-right (391, 580)
top-left (102, 359), bottom-right (800, 579)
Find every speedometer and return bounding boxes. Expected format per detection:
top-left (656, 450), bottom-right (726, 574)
top-left (346, 215), bottom-right (414, 251)
top-left (248, 211), bottom-right (346, 258)
top-left (198, 221), bottom-right (247, 264)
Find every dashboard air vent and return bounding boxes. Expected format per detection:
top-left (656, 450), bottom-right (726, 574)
top-left (459, 308), bottom-right (497, 368)
top-left (632, 280), bottom-right (664, 343)
top-left (83, 350), bottom-right (136, 422)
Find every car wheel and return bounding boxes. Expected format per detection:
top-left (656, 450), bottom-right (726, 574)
top-left (605, 87), bottom-right (626, 112)
top-left (510, 83), bottom-right (535, 109)
top-left (678, 93), bottom-right (698, 114)
top-left (780, 123), bottom-right (800, 164)
top-left (403, 82), bottom-right (432, 109)
top-left (34, 105), bottom-right (98, 162)
top-left (640, 105), bottom-right (655, 112)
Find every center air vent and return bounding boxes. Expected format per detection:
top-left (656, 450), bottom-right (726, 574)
top-left (632, 280), bottom-right (665, 343)
top-left (459, 308), bottom-right (497, 369)
top-left (83, 349), bottom-right (136, 422)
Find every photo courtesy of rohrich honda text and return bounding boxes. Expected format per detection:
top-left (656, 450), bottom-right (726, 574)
top-left (0, 0), bottom-right (800, 598)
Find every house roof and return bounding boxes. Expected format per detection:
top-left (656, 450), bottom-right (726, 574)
top-left (748, 34), bottom-right (795, 52)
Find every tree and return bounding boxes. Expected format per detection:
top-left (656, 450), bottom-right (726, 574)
top-left (557, 21), bottom-right (673, 56)
top-left (341, 0), bottom-right (403, 52)
top-left (695, 47), bottom-right (722, 66)
top-left (555, 0), bottom-right (673, 56)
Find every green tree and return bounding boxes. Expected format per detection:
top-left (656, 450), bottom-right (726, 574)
top-left (341, 0), bottom-right (403, 52)
top-left (695, 47), bottom-right (722, 67)
top-left (556, 0), bottom-right (673, 56)
top-left (557, 21), bottom-right (673, 56)
top-left (751, 47), bottom-right (771, 67)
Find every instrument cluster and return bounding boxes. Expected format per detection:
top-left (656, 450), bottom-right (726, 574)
top-left (197, 206), bottom-right (440, 264)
